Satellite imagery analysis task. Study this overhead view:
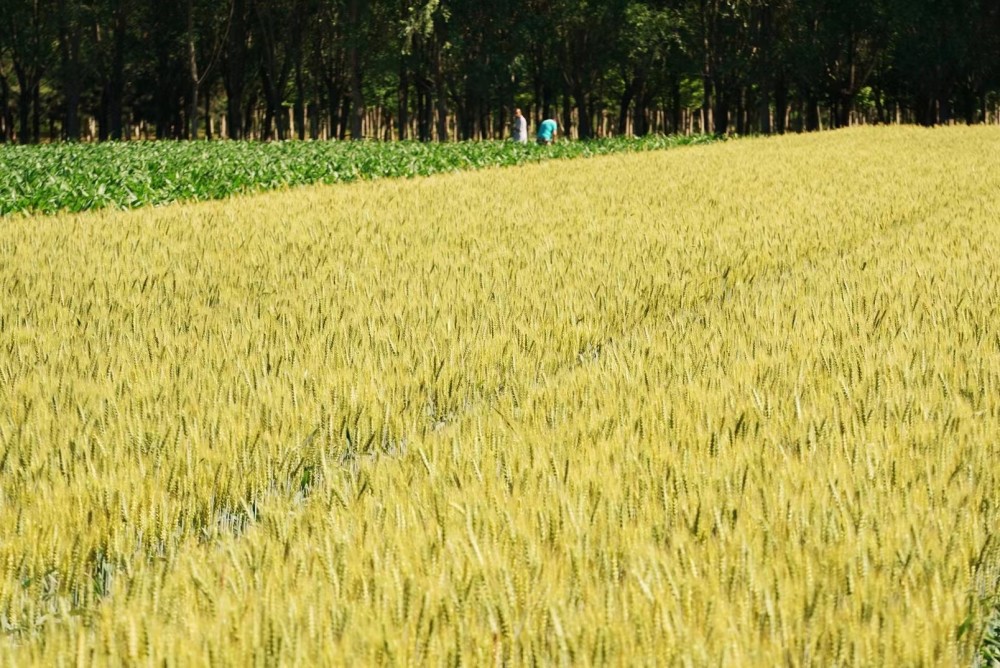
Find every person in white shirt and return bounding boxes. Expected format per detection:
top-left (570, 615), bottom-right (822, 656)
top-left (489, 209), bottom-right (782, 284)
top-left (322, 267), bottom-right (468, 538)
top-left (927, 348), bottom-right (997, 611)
top-left (512, 108), bottom-right (528, 143)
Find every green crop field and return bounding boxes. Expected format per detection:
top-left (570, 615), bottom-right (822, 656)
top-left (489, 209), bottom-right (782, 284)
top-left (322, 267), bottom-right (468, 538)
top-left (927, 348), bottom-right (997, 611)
top-left (1, 127), bottom-right (999, 665)
top-left (0, 135), bottom-right (714, 216)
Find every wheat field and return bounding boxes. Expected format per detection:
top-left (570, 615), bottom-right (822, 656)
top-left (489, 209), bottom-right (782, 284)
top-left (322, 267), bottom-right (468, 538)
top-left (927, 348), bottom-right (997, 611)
top-left (1, 127), bottom-right (999, 665)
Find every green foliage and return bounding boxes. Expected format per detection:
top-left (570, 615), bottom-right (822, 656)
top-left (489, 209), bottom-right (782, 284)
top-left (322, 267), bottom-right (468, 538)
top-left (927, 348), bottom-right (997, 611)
top-left (0, 135), bottom-right (716, 216)
top-left (982, 604), bottom-right (1000, 667)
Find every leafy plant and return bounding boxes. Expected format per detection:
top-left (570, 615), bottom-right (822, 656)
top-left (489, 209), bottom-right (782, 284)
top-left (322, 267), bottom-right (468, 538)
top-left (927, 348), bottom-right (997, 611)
top-left (0, 135), bottom-right (716, 216)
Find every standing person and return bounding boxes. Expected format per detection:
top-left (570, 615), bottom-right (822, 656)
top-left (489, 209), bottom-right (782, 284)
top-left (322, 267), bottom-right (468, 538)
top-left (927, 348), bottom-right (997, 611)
top-left (512, 108), bottom-right (528, 143)
top-left (537, 118), bottom-right (558, 145)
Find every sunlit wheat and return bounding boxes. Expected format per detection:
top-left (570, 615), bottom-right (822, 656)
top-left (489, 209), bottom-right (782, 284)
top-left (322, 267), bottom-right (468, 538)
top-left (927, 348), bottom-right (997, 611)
top-left (0, 126), bottom-right (998, 665)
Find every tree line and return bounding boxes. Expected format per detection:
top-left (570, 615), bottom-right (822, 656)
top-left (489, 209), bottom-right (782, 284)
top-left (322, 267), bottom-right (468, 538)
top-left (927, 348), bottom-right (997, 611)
top-left (2, 0), bottom-right (999, 144)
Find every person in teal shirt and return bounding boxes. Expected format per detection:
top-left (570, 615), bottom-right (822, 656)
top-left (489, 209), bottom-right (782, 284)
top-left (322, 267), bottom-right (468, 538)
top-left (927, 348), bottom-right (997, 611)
top-left (537, 118), bottom-right (558, 145)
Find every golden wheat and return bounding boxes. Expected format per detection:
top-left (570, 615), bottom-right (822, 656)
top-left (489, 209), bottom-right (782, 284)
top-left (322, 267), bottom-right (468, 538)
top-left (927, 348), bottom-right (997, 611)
top-left (1, 126), bottom-right (999, 665)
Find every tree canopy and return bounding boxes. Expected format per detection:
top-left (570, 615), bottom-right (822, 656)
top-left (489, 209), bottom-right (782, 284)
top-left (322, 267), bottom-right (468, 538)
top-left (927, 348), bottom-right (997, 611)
top-left (1, 0), bottom-right (998, 143)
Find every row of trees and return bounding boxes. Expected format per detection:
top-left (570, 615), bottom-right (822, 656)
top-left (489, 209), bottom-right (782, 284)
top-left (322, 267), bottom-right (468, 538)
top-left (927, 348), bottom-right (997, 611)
top-left (2, 0), bottom-right (999, 143)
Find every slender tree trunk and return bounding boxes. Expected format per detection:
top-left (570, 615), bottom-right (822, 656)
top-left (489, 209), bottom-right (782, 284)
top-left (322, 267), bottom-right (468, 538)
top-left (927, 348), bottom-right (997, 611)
top-left (713, 85), bottom-right (729, 135)
top-left (397, 61), bottom-right (409, 140)
top-left (187, 0), bottom-right (200, 140)
top-left (339, 95), bottom-right (350, 140)
top-left (774, 75), bottom-right (788, 134)
top-left (349, 55), bottom-right (364, 139)
top-left (415, 86), bottom-right (430, 141)
top-left (32, 80), bottom-right (41, 143)
top-left (939, 92), bottom-right (952, 124)
top-left (259, 54), bottom-right (279, 140)
top-left (561, 91), bottom-right (572, 139)
top-left (757, 84), bottom-right (771, 135)
top-left (701, 74), bottom-right (713, 134)
top-left (457, 94), bottom-right (471, 140)
top-left (433, 41), bottom-right (447, 141)
top-left (308, 101), bottom-right (319, 139)
top-left (346, 0), bottom-right (366, 139)
top-left (152, 44), bottom-right (169, 140)
top-left (294, 62), bottom-right (305, 140)
top-left (805, 93), bottom-right (820, 131)
top-left (204, 86), bottom-right (213, 140)
top-left (617, 77), bottom-right (635, 136)
top-left (57, 1), bottom-right (82, 140)
top-left (873, 84), bottom-right (886, 124)
top-left (243, 89), bottom-right (256, 138)
top-left (735, 87), bottom-right (746, 135)
top-left (700, 0), bottom-right (714, 136)
top-left (260, 73), bottom-right (275, 140)
top-left (14, 65), bottom-right (33, 144)
top-left (532, 71), bottom-right (544, 122)
top-left (64, 78), bottom-right (81, 141)
top-left (0, 74), bottom-right (10, 142)
top-left (224, 0), bottom-right (247, 139)
top-left (108, 1), bottom-right (128, 140)
top-left (835, 94), bottom-right (851, 128)
top-left (574, 89), bottom-right (592, 139)
top-left (98, 84), bottom-right (109, 141)
top-left (326, 81), bottom-right (342, 139)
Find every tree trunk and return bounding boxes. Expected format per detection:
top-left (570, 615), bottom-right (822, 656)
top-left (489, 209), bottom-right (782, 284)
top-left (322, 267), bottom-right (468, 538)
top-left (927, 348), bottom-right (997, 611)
top-left (397, 61), bottom-right (409, 140)
top-left (532, 73), bottom-right (544, 122)
top-left (64, 77), bottom-right (81, 141)
top-left (713, 86), bottom-right (729, 135)
top-left (152, 47), bottom-right (170, 139)
top-left (223, 0), bottom-right (248, 139)
top-left (660, 78), bottom-right (674, 134)
top-left (735, 87), bottom-right (746, 135)
top-left (187, 0), bottom-right (199, 140)
top-left (572, 76), bottom-right (592, 138)
top-left (939, 93), bottom-right (952, 125)
top-left (561, 91), bottom-right (572, 139)
top-left (617, 78), bottom-right (635, 136)
top-left (757, 94), bottom-right (770, 135)
top-left (774, 75), bottom-right (788, 134)
top-left (873, 84), bottom-right (886, 124)
top-left (108, 1), bottom-right (128, 140)
top-left (98, 84), bottom-right (109, 141)
top-left (204, 86), bottom-right (213, 140)
top-left (433, 42), bottom-right (447, 141)
top-left (415, 86), bottom-right (429, 141)
top-left (339, 94), bottom-right (350, 140)
top-left (805, 94), bottom-right (820, 132)
top-left (294, 63), bottom-right (305, 140)
top-left (57, 1), bottom-right (82, 141)
top-left (349, 54), bottom-right (365, 139)
top-left (700, 0), bottom-right (714, 136)
top-left (326, 80), bottom-right (343, 139)
top-left (756, 4), bottom-right (772, 135)
top-left (541, 82), bottom-right (554, 123)
top-left (31, 80), bottom-right (41, 143)
top-left (13, 64), bottom-right (35, 144)
top-left (834, 94), bottom-right (851, 128)
top-left (0, 73), bottom-right (10, 142)
top-left (243, 88), bottom-right (257, 138)
top-left (701, 73), bottom-right (713, 134)
top-left (260, 67), bottom-right (275, 140)
top-left (309, 101), bottom-right (320, 140)
top-left (347, 0), bottom-right (366, 140)
top-left (457, 94), bottom-right (472, 140)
